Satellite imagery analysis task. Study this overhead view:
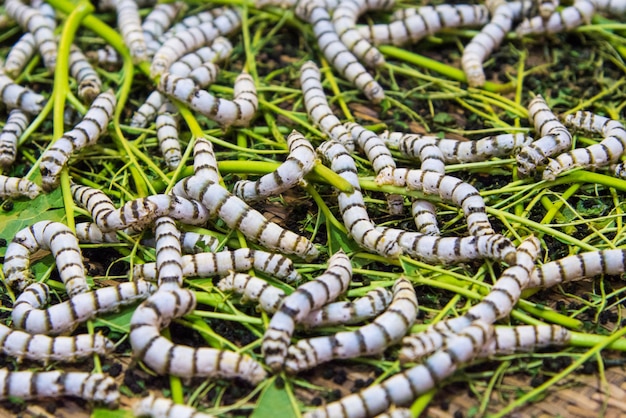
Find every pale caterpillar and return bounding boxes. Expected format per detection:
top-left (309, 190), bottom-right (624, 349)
top-left (0, 369), bottom-right (119, 406)
top-left (142, 2), bottom-right (184, 57)
top-left (0, 175), bottom-right (41, 199)
top-left (346, 122), bottom-right (396, 175)
top-left (168, 36), bottom-right (233, 77)
top-left (40, 90), bottom-right (116, 191)
top-left (256, 0), bottom-right (339, 11)
top-left (410, 200), bottom-right (440, 236)
top-left (386, 193), bottom-right (405, 216)
top-left (131, 90), bottom-right (166, 128)
top-left (381, 131), bottom-right (533, 164)
top-left (158, 71), bottom-right (258, 128)
top-left (284, 277), bottom-right (418, 374)
top-left (96, 0), bottom-right (157, 11)
top-left (262, 250), bottom-right (352, 372)
top-left (516, 0), bottom-right (595, 36)
top-left (182, 136), bottom-right (220, 184)
top-left (542, 111), bottom-right (626, 180)
top-left (12, 280), bottom-right (156, 335)
top-left (317, 140), bottom-right (402, 258)
top-left (4, 33), bottom-right (37, 78)
top-left (479, 324), bottom-right (571, 358)
top-left (186, 62), bottom-right (220, 87)
top-left (134, 394), bottom-right (215, 418)
top-left (233, 130), bottom-right (316, 202)
top-left (295, 0), bottom-right (385, 103)
top-left (218, 272), bottom-right (287, 313)
top-left (373, 408), bottom-right (412, 418)
top-left (592, 0), bottom-right (626, 15)
top-left (130, 288), bottom-right (267, 383)
top-left (516, 95), bottom-right (572, 176)
top-left (148, 230), bottom-right (222, 254)
top-left (3, 221), bottom-right (89, 296)
top-left (114, 0), bottom-right (148, 63)
top-left (302, 320), bottom-right (493, 418)
top-left (536, 0), bottom-right (560, 18)
top-left (0, 72), bottom-right (47, 114)
top-left (158, 8), bottom-right (225, 43)
top-left (375, 168), bottom-right (495, 236)
top-left (150, 8), bottom-right (241, 77)
top-left (86, 45), bottom-right (121, 67)
top-left (0, 108), bottom-right (30, 168)
top-left (299, 60), bottom-right (354, 151)
top-left (69, 44), bottom-right (103, 102)
top-left (153, 216), bottom-right (184, 290)
top-left (155, 100), bottom-right (182, 170)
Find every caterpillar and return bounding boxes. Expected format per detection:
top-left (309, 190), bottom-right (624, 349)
top-left (516, 0), bottom-right (595, 36)
top-left (0, 369), bottom-right (119, 406)
top-left (186, 62), bottom-right (220, 87)
top-left (592, 0), bottom-right (626, 15)
top-left (542, 111), bottom-right (626, 180)
top-left (284, 277), bottom-right (418, 373)
top-left (256, 0), bottom-right (339, 12)
top-left (302, 320), bottom-right (493, 418)
top-left (217, 272), bottom-right (287, 313)
top-left (300, 60), bottom-right (354, 151)
top-left (0, 72), bottom-right (47, 114)
top-left (295, 0), bottom-right (385, 103)
top-left (158, 8), bottom-right (225, 43)
top-left (3, 221), bottom-right (90, 297)
top-left (69, 44), bottom-right (102, 102)
top-left (153, 217), bottom-right (184, 290)
top-left (0, 175), bottom-right (42, 199)
top-left (262, 250), bottom-right (352, 372)
top-left (134, 394), bottom-right (214, 418)
top-left (516, 94), bottom-right (572, 176)
top-left (177, 135), bottom-right (220, 186)
top-left (12, 280), bottom-right (156, 335)
top-left (155, 100), bottom-right (182, 170)
top-left (373, 408), bottom-right (412, 418)
top-left (168, 36), bottom-right (233, 77)
top-left (114, 0), bottom-right (148, 63)
top-left (375, 168), bottom-right (495, 236)
top-left (142, 2), bottom-right (184, 57)
top-left (130, 288), bottom-right (267, 383)
top-left (131, 90), bottom-right (166, 128)
top-left (317, 140), bottom-right (402, 258)
top-left (4, 33), bottom-right (38, 78)
top-left (158, 71), bottom-right (258, 128)
top-left (40, 90), bottom-right (116, 191)
top-left (346, 122), bottom-right (396, 175)
top-left (410, 199), bottom-right (440, 236)
top-left (233, 130), bottom-right (316, 202)
top-left (0, 109), bottom-right (30, 168)
top-left (86, 45), bottom-right (121, 67)
top-left (479, 324), bottom-right (571, 357)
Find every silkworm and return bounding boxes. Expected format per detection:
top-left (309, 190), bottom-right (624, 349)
top-left (300, 60), bottom-right (353, 151)
top-left (69, 44), bottom-right (102, 102)
top-left (153, 216), bottom-right (184, 290)
top-left (168, 36), bottom-right (233, 77)
top-left (479, 324), bottom-right (571, 357)
top-left (0, 368), bottom-right (119, 406)
top-left (158, 8), bottom-right (224, 42)
top-left (373, 408), bottom-right (412, 418)
top-left (0, 109), bottom-right (30, 168)
top-left (86, 45), bottom-right (121, 66)
top-left (3, 221), bottom-right (89, 296)
top-left (218, 272), bottom-right (287, 313)
top-left (256, 0), bottom-right (339, 11)
top-left (303, 320), bottom-right (493, 418)
top-left (346, 122), bottom-right (396, 175)
top-left (296, 0), bottom-right (385, 103)
top-left (411, 200), bottom-right (439, 236)
top-left (593, 0), bottom-right (626, 15)
top-left (142, 2), bottom-right (184, 56)
top-left (182, 136), bottom-right (220, 185)
top-left (131, 90), bottom-right (166, 128)
top-left (3, 33), bottom-right (37, 78)
top-left (542, 111), bottom-right (626, 180)
top-left (134, 394), bottom-right (214, 418)
top-left (317, 140), bottom-right (402, 258)
top-left (233, 130), bottom-right (316, 202)
top-left (285, 277), bottom-right (417, 373)
top-left (187, 62), bottom-right (220, 87)
top-left (12, 280), bottom-right (156, 335)
top-left (155, 100), bottom-right (182, 170)
top-left (375, 168), bottom-right (495, 236)
top-left (130, 288), bottom-right (267, 383)
top-left (40, 90), bottom-right (116, 191)
top-left (134, 248), bottom-right (301, 283)
top-left (0, 72), bottom-right (47, 114)
top-left (516, 0), bottom-right (595, 36)
top-left (262, 250), bottom-right (352, 372)
top-left (115, 0), bottom-right (148, 63)
top-left (158, 71), bottom-right (257, 128)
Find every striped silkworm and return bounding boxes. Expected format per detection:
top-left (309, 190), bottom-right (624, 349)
top-left (296, 0), bottom-right (385, 103)
top-left (218, 272), bottom-right (287, 313)
top-left (134, 248), bottom-right (301, 284)
top-left (284, 277), bottom-right (418, 373)
top-left (592, 0), bottom-right (626, 15)
top-left (12, 280), bottom-right (156, 335)
top-left (0, 108), bottom-right (30, 168)
top-left (0, 72), bottom-right (47, 114)
top-left (0, 369), bottom-right (119, 406)
top-left (233, 130), bottom-right (316, 202)
top-left (256, 0), bottom-right (339, 11)
top-left (317, 140), bottom-right (402, 257)
top-left (155, 100), bottom-right (182, 170)
top-left (479, 324), bottom-right (571, 357)
top-left (300, 60), bottom-right (354, 151)
top-left (134, 394), bottom-right (214, 418)
top-left (542, 111), bottom-right (626, 180)
top-left (516, 95), bottom-right (572, 176)
top-left (3, 221), bottom-right (89, 297)
top-left (411, 200), bottom-right (440, 236)
top-left (168, 36), bottom-right (233, 77)
top-left (4, 33), bottom-right (38, 78)
top-left (158, 71), bottom-right (258, 128)
top-left (40, 90), bottom-right (116, 191)
top-left (86, 45), bottom-right (121, 66)
top-left (158, 8), bottom-right (224, 43)
top-left (153, 216), bottom-right (184, 290)
top-left (381, 131), bottom-right (533, 164)
top-left (0, 174), bottom-right (41, 199)
top-left (185, 136), bottom-right (221, 184)
top-left (375, 168), bottom-right (495, 236)
top-left (69, 44), bottom-right (102, 102)
top-left (516, 0), bottom-right (595, 36)
top-left (131, 90), bottom-right (166, 128)
top-left (114, 0), bottom-right (148, 63)
top-left (186, 62), bottom-right (220, 87)
top-left (372, 408), bottom-right (412, 418)
top-left (142, 2), bottom-right (184, 56)
top-left (346, 122), bottom-right (396, 175)
top-left (262, 250), bottom-right (352, 372)
top-left (303, 320), bottom-right (494, 418)
top-left (96, 0), bottom-right (156, 11)
top-left (130, 288), bottom-right (267, 383)
top-left (150, 8), bottom-right (241, 77)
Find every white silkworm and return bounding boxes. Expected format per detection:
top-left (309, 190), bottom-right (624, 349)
top-left (296, 0), bottom-right (385, 103)
top-left (168, 36), bottom-right (233, 77)
top-left (40, 90), bottom-right (116, 191)
top-left (233, 130), bottom-right (316, 202)
top-left (0, 369), bottom-right (119, 406)
top-left (0, 72), bottom-right (47, 114)
top-left (543, 111), bottom-right (626, 180)
top-left (155, 100), bottom-right (182, 170)
top-left (516, 0), bottom-right (595, 36)
top-left (262, 251), bottom-right (352, 372)
top-left (317, 140), bottom-right (402, 257)
top-left (134, 248), bottom-right (301, 283)
top-left (158, 71), bottom-right (257, 128)
top-left (3, 221), bottom-right (89, 296)
top-left (86, 45), bottom-right (121, 66)
top-left (479, 324), bottom-right (571, 357)
top-left (303, 320), bottom-right (493, 418)
top-left (0, 108), bottom-right (30, 168)
top-left (134, 394), bottom-right (215, 418)
top-left (12, 280), bottom-right (156, 335)
top-left (592, 0), bottom-right (626, 15)
top-left (536, 0), bottom-right (560, 18)
top-left (3, 33), bottom-right (37, 78)
top-left (218, 272), bottom-right (286, 313)
top-left (158, 8), bottom-right (223, 42)
top-left (179, 230), bottom-right (221, 253)
top-left (375, 168), bottom-right (495, 236)
top-left (300, 60), bottom-right (353, 151)
top-left (69, 44), bottom-right (102, 102)
top-left (153, 217), bottom-right (184, 290)
top-left (131, 90), bottom-right (166, 128)
top-left (114, 0), bottom-right (148, 63)
top-left (187, 62), bottom-right (220, 87)
top-left (0, 175), bottom-right (42, 199)
top-left (516, 95), bottom-right (572, 176)
top-left (346, 122), bottom-right (396, 175)
top-left (285, 277), bottom-right (417, 373)
top-left (373, 408), bottom-right (412, 418)
top-left (130, 288), bottom-right (267, 383)
top-left (411, 200), bottom-right (439, 236)
top-left (142, 2), bottom-right (184, 56)
top-left (256, 0), bottom-right (339, 10)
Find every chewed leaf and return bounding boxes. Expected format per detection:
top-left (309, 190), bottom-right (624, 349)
top-left (251, 378), bottom-right (298, 418)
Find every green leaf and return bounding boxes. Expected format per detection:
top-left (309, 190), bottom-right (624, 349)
top-left (251, 379), bottom-right (298, 418)
top-left (91, 408), bottom-right (133, 418)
